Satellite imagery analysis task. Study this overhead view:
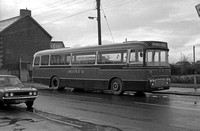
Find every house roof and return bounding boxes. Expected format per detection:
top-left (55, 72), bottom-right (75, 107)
top-left (0, 14), bottom-right (52, 39)
top-left (0, 16), bottom-right (21, 32)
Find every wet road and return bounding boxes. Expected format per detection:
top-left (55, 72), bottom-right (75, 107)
top-left (0, 105), bottom-right (79, 131)
top-left (16, 89), bottom-right (200, 130)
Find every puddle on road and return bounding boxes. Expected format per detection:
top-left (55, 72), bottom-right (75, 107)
top-left (1, 105), bottom-right (121, 131)
top-left (0, 106), bottom-right (39, 131)
top-left (28, 109), bottom-right (122, 131)
top-left (0, 117), bottom-right (36, 127)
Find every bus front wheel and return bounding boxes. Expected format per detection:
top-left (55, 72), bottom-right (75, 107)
top-left (51, 76), bottom-right (65, 91)
top-left (110, 78), bottom-right (124, 95)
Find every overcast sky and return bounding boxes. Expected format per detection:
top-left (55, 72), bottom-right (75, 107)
top-left (1, 0), bottom-right (200, 63)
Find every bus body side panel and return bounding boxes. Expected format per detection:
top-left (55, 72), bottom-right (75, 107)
top-left (64, 79), bottom-right (108, 90)
top-left (64, 67), bottom-right (107, 90)
top-left (123, 81), bottom-right (147, 91)
top-left (96, 66), bottom-right (170, 92)
top-left (98, 67), bottom-right (148, 91)
top-left (32, 67), bottom-right (51, 86)
top-left (32, 66), bottom-right (108, 90)
top-left (32, 66), bottom-right (170, 92)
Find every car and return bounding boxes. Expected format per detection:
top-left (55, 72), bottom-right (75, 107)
top-left (0, 75), bottom-right (38, 108)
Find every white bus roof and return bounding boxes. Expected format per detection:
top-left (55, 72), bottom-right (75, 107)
top-left (34, 41), bottom-right (167, 56)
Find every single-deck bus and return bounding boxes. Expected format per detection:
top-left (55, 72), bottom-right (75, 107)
top-left (32, 41), bottom-right (171, 95)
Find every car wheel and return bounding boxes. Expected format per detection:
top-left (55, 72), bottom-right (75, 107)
top-left (51, 76), bottom-right (65, 91)
top-left (26, 101), bottom-right (34, 109)
top-left (110, 78), bottom-right (124, 95)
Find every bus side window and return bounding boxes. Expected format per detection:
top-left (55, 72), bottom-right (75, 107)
top-left (65, 55), bottom-right (70, 65)
top-left (41, 55), bottom-right (49, 66)
top-left (50, 55), bottom-right (65, 65)
top-left (138, 50), bottom-right (143, 62)
top-left (147, 51), bottom-right (153, 62)
top-left (72, 55), bottom-right (77, 64)
top-left (130, 50), bottom-right (143, 65)
top-left (72, 53), bottom-right (95, 65)
top-left (34, 56), bottom-right (40, 66)
top-left (50, 55), bottom-right (57, 65)
top-left (59, 55), bottom-right (65, 65)
top-left (130, 50), bottom-right (136, 63)
top-left (97, 50), bottom-right (127, 64)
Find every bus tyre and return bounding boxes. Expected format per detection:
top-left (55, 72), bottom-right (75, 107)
top-left (110, 78), bottom-right (124, 95)
top-left (51, 76), bottom-right (65, 91)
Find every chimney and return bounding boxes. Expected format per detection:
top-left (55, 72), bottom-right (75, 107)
top-left (20, 9), bottom-right (31, 17)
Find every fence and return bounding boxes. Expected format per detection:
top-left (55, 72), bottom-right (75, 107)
top-left (0, 61), bottom-right (32, 82)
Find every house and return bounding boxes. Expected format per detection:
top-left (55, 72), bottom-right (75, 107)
top-left (0, 9), bottom-right (52, 69)
top-left (50, 41), bottom-right (65, 49)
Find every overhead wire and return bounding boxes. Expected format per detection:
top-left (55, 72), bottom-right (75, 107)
top-left (31, 0), bottom-right (68, 11)
top-left (33, 0), bottom-right (91, 17)
top-left (1, 7), bottom-right (94, 36)
top-left (102, 0), bottom-right (125, 8)
top-left (103, 0), bottom-right (137, 10)
top-left (42, 8), bottom-right (93, 25)
top-left (100, 4), bottom-right (115, 44)
top-left (2, 0), bottom-right (132, 37)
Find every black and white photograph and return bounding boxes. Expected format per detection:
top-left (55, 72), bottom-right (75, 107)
top-left (0, 0), bottom-right (200, 130)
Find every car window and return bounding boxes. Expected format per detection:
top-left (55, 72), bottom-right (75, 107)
top-left (0, 77), bottom-right (23, 87)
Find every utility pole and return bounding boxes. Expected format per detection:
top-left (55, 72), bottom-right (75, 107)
top-left (193, 45), bottom-right (195, 64)
top-left (96, 0), bottom-right (102, 45)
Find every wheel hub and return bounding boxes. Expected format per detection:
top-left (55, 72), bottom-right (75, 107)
top-left (113, 82), bottom-right (119, 91)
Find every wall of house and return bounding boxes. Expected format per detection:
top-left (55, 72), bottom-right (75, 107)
top-left (1, 16), bottom-right (51, 69)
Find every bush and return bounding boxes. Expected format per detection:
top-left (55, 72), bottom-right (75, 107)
top-left (170, 64), bottom-right (195, 75)
top-left (171, 75), bottom-right (200, 84)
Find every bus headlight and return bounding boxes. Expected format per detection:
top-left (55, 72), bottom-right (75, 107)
top-left (150, 78), bottom-right (155, 86)
top-left (150, 79), bottom-right (155, 83)
top-left (166, 78), bottom-right (171, 85)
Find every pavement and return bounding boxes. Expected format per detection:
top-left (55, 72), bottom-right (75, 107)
top-left (154, 83), bottom-right (200, 96)
top-left (23, 82), bottom-right (200, 96)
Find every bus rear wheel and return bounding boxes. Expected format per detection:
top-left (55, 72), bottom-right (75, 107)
top-left (51, 76), bottom-right (65, 91)
top-left (110, 78), bottom-right (124, 95)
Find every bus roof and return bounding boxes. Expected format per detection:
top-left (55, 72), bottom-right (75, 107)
top-left (34, 41), bottom-right (168, 56)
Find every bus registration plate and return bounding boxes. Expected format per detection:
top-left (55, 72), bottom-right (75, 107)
top-left (155, 78), bottom-right (166, 87)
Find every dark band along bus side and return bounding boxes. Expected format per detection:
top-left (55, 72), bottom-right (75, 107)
top-left (32, 41), bottom-right (171, 95)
